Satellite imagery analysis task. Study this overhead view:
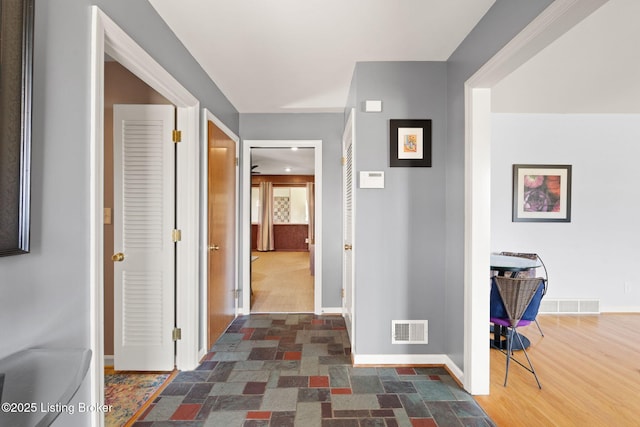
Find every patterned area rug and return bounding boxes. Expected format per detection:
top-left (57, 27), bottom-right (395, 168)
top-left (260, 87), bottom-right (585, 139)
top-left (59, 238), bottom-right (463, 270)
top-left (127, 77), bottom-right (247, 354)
top-left (104, 370), bottom-right (171, 427)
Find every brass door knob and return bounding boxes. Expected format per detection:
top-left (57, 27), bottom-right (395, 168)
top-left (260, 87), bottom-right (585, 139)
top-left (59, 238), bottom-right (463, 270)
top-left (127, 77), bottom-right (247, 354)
top-left (344, 244), bottom-right (353, 251)
top-left (209, 244), bottom-right (220, 251)
top-left (112, 252), bottom-right (125, 262)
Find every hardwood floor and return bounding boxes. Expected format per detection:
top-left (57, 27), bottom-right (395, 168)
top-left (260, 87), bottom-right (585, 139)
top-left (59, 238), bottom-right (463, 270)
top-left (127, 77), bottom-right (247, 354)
top-left (250, 251), bottom-right (314, 312)
top-left (475, 313), bottom-right (640, 427)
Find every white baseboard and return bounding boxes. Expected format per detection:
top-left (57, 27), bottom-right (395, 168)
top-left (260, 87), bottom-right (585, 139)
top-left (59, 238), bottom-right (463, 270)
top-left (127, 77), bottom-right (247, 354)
top-left (351, 353), bottom-right (463, 384)
top-left (600, 306), bottom-right (640, 313)
top-left (236, 307), bottom-right (343, 315)
top-left (320, 307), bottom-right (342, 314)
top-left (104, 355), bottom-right (114, 367)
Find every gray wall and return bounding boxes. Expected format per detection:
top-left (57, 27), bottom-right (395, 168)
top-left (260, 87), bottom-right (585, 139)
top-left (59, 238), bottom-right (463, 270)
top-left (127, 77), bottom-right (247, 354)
top-left (350, 62), bottom-right (448, 355)
top-left (343, 1), bottom-right (554, 364)
top-left (0, 1), bottom-right (237, 425)
top-left (444, 0), bottom-right (554, 367)
top-left (240, 113), bottom-right (345, 309)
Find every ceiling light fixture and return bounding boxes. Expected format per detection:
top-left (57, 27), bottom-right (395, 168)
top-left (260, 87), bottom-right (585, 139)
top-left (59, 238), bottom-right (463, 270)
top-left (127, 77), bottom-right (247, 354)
top-left (284, 167), bottom-right (292, 172)
top-left (290, 147), bottom-right (298, 151)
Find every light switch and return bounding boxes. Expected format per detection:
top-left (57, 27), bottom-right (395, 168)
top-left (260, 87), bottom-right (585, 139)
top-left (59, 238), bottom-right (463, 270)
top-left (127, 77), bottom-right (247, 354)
top-left (104, 208), bottom-right (112, 225)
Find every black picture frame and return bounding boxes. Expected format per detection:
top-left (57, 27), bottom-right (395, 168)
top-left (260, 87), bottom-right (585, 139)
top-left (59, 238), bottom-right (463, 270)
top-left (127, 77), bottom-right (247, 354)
top-left (389, 119), bottom-right (432, 167)
top-left (0, 0), bottom-right (34, 256)
top-left (512, 164), bottom-right (572, 223)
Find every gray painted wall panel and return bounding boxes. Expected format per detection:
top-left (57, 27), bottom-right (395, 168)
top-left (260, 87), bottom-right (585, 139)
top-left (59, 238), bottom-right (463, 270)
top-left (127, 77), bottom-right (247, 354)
top-left (351, 62), bottom-right (448, 355)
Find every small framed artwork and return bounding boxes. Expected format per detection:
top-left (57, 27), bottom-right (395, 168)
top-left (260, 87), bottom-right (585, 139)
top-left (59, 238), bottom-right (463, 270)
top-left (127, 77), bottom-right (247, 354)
top-left (389, 119), bottom-right (432, 167)
top-left (512, 164), bottom-right (572, 222)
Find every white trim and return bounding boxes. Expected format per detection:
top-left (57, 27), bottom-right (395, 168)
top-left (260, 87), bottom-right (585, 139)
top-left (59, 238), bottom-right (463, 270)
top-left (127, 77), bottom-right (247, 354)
top-left (91, 7), bottom-right (201, 425)
top-left (320, 307), bottom-right (343, 314)
top-left (89, 11), bottom-right (105, 426)
top-left (200, 109), bottom-right (240, 356)
top-left (463, 87), bottom-right (492, 395)
top-left (463, 0), bottom-right (610, 395)
top-left (242, 140), bottom-right (323, 315)
top-left (342, 108), bottom-right (356, 354)
top-left (352, 354), bottom-right (463, 383)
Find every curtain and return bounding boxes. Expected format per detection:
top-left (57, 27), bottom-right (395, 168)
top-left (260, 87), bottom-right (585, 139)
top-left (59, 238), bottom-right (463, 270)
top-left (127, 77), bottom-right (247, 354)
top-left (257, 182), bottom-right (274, 251)
top-left (306, 182), bottom-right (315, 246)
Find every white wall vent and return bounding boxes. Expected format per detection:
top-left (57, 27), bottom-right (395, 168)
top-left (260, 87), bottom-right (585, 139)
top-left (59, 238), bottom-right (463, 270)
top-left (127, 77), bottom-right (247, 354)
top-left (392, 320), bottom-right (428, 344)
top-left (539, 299), bottom-right (600, 314)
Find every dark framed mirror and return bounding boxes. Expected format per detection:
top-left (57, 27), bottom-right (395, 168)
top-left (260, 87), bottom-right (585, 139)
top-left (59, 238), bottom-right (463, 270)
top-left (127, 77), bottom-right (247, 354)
top-left (0, 0), bottom-right (34, 256)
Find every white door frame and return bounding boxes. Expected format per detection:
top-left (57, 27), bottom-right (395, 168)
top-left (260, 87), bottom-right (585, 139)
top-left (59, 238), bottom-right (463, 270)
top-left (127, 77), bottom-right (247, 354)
top-left (241, 140), bottom-right (323, 314)
top-left (341, 109), bottom-right (356, 353)
top-left (200, 109), bottom-right (240, 359)
top-left (90, 7), bottom-right (201, 425)
top-left (463, 0), bottom-right (608, 394)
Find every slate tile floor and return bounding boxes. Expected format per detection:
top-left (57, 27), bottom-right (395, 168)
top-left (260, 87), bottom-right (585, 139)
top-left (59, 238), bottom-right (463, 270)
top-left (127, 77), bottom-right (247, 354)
top-left (132, 314), bottom-right (495, 427)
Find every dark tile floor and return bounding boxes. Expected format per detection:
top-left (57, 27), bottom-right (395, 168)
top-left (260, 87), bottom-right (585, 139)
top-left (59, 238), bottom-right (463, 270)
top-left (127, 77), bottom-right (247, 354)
top-left (132, 314), bottom-right (495, 427)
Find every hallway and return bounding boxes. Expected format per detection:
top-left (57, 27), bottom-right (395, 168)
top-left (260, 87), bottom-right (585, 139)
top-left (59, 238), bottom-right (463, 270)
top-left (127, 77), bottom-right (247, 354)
top-left (131, 314), bottom-right (493, 426)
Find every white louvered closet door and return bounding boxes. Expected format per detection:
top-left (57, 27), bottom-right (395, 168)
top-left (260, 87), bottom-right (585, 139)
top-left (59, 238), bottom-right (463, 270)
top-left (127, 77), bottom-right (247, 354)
top-left (113, 104), bottom-right (176, 371)
top-left (342, 109), bottom-right (355, 349)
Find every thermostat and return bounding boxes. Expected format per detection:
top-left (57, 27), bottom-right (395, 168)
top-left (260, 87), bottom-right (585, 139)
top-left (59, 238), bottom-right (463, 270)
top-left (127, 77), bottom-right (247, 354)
top-left (360, 171), bottom-right (385, 188)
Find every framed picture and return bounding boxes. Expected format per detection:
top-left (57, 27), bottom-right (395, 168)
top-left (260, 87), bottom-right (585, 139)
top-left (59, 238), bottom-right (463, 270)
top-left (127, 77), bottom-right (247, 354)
top-left (0, 0), bottom-right (34, 256)
top-left (512, 164), bottom-right (572, 222)
top-left (389, 119), bottom-right (432, 167)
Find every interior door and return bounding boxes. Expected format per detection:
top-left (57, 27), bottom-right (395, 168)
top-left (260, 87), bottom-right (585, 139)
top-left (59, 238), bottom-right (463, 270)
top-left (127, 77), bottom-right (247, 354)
top-left (342, 109), bottom-right (355, 348)
top-left (113, 104), bottom-right (176, 371)
top-left (208, 120), bottom-right (237, 349)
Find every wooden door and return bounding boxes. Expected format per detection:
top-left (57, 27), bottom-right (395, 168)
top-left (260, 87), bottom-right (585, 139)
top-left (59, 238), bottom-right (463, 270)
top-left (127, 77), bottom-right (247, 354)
top-left (113, 104), bottom-right (176, 371)
top-left (208, 120), bottom-right (237, 349)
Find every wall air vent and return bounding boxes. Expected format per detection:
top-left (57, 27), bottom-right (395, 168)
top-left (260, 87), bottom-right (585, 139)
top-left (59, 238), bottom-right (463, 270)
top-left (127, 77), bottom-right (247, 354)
top-left (539, 299), bottom-right (600, 314)
top-left (392, 320), bottom-right (428, 344)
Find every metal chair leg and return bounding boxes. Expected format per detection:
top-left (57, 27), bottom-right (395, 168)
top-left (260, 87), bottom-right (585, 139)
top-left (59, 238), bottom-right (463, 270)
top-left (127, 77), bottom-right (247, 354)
top-left (514, 329), bottom-right (542, 389)
top-left (534, 319), bottom-right (544, 336)
top-left (504, 327), bottom-right (513, 387)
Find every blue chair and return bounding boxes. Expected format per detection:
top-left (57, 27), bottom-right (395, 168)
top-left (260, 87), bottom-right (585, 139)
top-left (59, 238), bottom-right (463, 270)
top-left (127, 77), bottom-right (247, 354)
top-left (490, 276), bottom-right (545, 388)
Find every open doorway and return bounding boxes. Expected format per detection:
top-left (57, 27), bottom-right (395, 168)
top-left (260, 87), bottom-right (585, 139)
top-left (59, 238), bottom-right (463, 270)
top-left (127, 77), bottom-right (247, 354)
top-left (249, 147), bottom-right (315, 312)
top-left (91, 7), bottom-right (202, 425)
top-left (242, 140), bottom-right (323, 314)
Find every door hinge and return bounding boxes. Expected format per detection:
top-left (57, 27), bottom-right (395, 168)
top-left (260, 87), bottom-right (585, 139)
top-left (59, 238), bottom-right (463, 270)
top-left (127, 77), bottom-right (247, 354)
top-left (235, 157), bottom-right (239, 166)
top-left (234, 289), bottom-right (240, 299)
top-left (341, 156), bottom-right (346, 165)
top-left (341, 288), bottom-right (345, 298)
top-left (172, 129), bottom-right (182, 143)
top-left (172, 327), bottom-right (182, 341)
top-left (172, 229), bottom-right (182, 242)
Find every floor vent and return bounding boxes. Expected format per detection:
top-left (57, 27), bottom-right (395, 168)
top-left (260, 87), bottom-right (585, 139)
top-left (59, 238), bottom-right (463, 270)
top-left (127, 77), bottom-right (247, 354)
top-left (539, 299), bottom-right (600, 314)
top-left (392, 320), bottom-right (428, 344)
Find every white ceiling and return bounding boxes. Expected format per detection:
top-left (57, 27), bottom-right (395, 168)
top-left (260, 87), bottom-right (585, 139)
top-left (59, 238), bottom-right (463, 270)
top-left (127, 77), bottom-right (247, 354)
top-left (149, 0), bottom-right (495, 113)
top-left (492, 0), bottom-right (640, 113)
top-left (251, 147), bottom-right (315, 176)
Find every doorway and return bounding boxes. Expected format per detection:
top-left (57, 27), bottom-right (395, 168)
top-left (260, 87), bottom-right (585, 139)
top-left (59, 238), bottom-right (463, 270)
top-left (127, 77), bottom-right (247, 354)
top-left (249, 152), bottom-right (315, 312)
top-left (242, 140), bottom-right (323, 314)
top-left (91, 8), bottom-right (201, 425)
top-left (103, 61), bottom-right (175, 370)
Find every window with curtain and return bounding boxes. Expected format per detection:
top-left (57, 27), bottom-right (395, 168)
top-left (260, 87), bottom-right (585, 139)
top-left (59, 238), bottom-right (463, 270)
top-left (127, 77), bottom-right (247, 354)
top-left (251, 186), bottom-right (308, 224)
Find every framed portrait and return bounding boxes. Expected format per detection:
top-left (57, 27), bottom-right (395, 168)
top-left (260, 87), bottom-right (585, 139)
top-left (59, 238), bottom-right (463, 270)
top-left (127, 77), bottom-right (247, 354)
top-left (389, 119), bottom-right (432, 167)
top-left (512, 164), bottom-right (572, 223)
top-left (0, 0), bottom-right (34, 255)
